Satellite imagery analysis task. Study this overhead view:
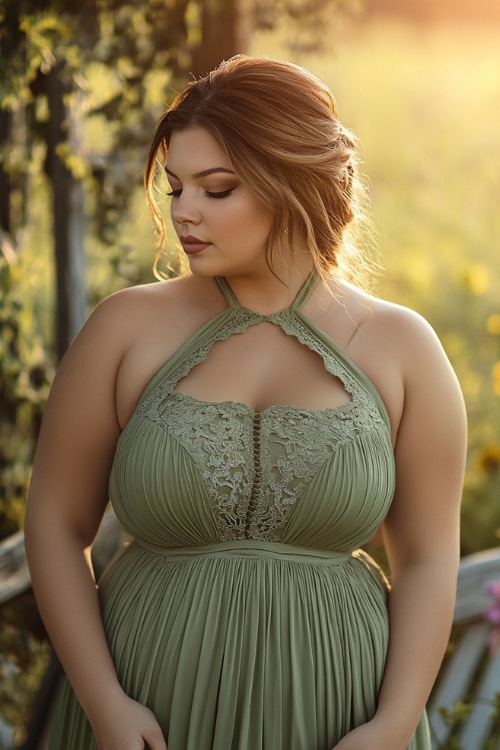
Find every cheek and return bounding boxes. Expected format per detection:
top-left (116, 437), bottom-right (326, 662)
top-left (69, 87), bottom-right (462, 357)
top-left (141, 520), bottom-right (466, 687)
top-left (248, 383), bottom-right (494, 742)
top-left (251, 211), bottom-right (273, 243)
top-left (236, 203), bottom-right (273, 235)
top-left (216, 206), bottom-right (253, 235)
top-left (210, 197), bottom-right (273, 244)
top-left (231, 214), bottom-right (271, 246)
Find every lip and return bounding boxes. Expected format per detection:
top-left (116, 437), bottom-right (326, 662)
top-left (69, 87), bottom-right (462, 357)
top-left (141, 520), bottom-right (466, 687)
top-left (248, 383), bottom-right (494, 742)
top-left (180, 234), bottom-right (211, 255)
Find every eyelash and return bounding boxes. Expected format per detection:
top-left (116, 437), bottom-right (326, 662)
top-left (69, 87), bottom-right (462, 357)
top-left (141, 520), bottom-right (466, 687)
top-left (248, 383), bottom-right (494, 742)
top-left (166, 189), bottom-right (234, 200)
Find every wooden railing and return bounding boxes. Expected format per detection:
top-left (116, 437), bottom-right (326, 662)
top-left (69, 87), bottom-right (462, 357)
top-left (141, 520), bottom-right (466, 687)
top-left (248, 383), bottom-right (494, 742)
top-left (0, 530), bottom-right (31, 607)
top-left (1, 530), bottom-right (32, 749)
top-left (428, 547), bottom-right (500, 749)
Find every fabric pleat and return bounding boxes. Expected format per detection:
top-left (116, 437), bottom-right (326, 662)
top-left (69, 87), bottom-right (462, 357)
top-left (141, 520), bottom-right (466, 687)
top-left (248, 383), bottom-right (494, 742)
top-left (50, 543), bottom-right (429, 749)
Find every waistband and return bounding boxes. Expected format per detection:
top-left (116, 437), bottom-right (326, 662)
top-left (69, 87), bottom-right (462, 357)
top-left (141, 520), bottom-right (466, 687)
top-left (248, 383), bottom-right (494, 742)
top-left (132, 538), bottom-right (352, 566)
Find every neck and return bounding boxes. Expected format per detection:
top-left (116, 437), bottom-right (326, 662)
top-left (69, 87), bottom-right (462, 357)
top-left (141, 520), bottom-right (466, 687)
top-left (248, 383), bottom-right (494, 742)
top-left (224, 260), bottom-right (316, 316)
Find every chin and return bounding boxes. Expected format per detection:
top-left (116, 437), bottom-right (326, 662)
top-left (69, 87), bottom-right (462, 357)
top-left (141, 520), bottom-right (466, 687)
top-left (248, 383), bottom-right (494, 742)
top-left (186, 256), bottom-right (221, 278)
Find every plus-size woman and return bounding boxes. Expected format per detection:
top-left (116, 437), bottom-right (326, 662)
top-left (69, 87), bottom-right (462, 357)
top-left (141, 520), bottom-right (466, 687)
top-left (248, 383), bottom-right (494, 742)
top-left (25, 56), bottom-right (467, 750)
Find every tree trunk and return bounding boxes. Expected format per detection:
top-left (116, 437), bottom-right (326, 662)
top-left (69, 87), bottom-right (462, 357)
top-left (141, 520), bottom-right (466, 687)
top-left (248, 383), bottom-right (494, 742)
top-left (190, 0), bottom-right (251, 77)
top-left (45, 63), bottom-right (87, 361)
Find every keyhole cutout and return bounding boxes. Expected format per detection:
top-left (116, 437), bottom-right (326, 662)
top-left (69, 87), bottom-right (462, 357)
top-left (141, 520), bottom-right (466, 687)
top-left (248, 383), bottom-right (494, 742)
top-left (173, 321), bottom-right (351, 413)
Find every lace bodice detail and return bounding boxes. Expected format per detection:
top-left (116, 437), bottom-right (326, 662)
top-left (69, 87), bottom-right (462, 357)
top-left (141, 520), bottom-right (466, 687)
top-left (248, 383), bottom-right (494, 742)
top-left (132, 283), bottom-right (391, 543)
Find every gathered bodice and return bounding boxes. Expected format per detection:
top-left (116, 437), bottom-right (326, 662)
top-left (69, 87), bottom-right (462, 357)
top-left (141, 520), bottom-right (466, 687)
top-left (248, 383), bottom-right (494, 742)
top-left (108, 272), bottom-right (395, 551)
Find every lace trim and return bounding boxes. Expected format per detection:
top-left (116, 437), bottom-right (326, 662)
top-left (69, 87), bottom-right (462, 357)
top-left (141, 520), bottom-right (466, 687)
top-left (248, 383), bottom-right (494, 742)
top-left (249, 405), bottom-right (359, 541)
top-left (136, 308), bottom-right (387, 542)
top-left (142, 391), bottom-right (382, 541)
top-left (138, 307), bottom-right (382, 427)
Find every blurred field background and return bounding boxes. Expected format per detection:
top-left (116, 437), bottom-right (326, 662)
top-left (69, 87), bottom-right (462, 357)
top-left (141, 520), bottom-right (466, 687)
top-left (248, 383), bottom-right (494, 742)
top-left (1, 0), bottom-right (500, 744)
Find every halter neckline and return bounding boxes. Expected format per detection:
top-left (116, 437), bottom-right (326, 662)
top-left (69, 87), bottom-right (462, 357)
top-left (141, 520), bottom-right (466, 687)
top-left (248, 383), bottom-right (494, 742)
top-left (214, 268), bottom-right (319, 316)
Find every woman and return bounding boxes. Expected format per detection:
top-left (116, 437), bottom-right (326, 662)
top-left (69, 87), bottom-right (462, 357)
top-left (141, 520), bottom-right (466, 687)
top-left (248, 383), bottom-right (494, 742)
top-left (25, 56), bottom-right (467, 750)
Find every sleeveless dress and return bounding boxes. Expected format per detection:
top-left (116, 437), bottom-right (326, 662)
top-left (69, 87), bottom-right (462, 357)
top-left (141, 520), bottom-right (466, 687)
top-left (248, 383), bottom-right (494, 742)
top-left (48, 272), bottom-right (431, 749)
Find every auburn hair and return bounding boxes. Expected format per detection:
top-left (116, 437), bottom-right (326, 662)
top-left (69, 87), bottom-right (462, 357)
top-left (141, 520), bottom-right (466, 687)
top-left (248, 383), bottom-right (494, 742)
top-left (145, 55), bottom-right (374, 286)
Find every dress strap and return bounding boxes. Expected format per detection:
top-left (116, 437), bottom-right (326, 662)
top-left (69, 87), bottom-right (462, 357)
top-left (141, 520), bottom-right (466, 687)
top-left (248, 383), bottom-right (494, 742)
top-left (290, 268), bottom-right (320, 311)
top-left (214, 268), bottom-right (319, 313)
top-left (214, 276), bottom-right (240, 308)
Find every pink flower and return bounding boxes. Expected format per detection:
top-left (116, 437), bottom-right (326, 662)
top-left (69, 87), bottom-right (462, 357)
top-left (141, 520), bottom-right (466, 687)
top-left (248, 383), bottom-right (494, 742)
top-left (485, 603), bottom-right (500, 625)
top-left (484, 581), bottom-right (500, 601)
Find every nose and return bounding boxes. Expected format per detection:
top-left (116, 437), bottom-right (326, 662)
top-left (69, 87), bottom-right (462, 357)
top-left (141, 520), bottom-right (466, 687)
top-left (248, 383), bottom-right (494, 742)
top-left (170, 190), bottom-right (201, 226)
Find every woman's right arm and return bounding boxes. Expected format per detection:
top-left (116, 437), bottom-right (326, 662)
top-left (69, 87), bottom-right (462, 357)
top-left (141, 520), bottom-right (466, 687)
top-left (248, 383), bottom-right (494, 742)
top-left (24, 294), bottom-right (167, 750)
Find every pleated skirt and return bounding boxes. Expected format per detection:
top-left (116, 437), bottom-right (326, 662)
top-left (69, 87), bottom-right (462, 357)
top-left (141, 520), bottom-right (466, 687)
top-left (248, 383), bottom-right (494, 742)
top-left (48, 540), bottom-right (430, 749)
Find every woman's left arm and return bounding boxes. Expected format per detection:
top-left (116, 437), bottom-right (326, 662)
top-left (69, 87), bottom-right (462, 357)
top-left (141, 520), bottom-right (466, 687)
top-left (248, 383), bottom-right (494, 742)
top-left (333, 311), bottom-right (467, 750)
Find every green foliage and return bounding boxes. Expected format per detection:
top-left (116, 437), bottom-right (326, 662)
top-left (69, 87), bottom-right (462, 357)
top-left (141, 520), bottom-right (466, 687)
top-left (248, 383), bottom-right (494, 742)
top-left (0, 242), bottom-right (54, 747)
top-left (435, 703), bottom-right (471, 750)
top-left (254, 0), bottom-right (363, 52)
top-left (0, 596), bottom-right (50, 748)
top-left (0, 252), bottom-right (54, 537)
top-left (431, 692), bottom-right (500, 749)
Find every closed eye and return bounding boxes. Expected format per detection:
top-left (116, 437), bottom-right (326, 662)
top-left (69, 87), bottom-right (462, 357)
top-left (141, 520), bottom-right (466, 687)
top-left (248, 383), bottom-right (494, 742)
top-left (206, 189), bottom-right (234, 199)
top-left (166, 188), bottom-right (234, 199)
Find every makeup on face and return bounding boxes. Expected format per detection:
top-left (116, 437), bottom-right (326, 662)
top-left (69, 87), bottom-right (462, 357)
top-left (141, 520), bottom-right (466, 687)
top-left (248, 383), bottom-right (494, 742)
top-left (165, 127), bottom-right (274, 277)
top-left (179, 235), bottom-right (211, 255)
top-left (165, 166), bottom-right (239, 201)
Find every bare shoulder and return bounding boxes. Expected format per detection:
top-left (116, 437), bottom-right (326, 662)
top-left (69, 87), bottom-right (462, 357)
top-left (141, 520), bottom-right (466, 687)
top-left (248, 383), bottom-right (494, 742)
top-left (322, 279), bottom-right (465, 441)
top-left (50, 273), bottom-right (221, 408)
top-left (333, 281), bottom-right (449, 372)
top-left (355, 286), bottom-right (464, 416)
top-left (91, 274), bottom-right (226, 428)
top-left (70, 274), bottom-right (220, 372)
top-left (28, 277), bottom-right (217, 540)
top-left (35, 273), bottom-right (225, 469)
top-left (89, 274), bottom-right (218, 336)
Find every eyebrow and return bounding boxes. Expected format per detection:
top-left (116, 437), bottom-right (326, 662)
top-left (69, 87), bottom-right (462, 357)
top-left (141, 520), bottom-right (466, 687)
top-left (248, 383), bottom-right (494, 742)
top-left (165, 166), bottom-right (236, 180)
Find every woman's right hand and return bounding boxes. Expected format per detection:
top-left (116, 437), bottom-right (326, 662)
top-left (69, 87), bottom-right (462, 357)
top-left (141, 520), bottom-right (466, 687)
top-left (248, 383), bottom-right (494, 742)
top-left (90, 694), bottom-right (167, 750)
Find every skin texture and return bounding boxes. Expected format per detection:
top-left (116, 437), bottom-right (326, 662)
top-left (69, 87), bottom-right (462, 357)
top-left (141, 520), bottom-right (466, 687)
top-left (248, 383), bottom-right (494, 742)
top-left (25, 126), bottom-right (467, 750)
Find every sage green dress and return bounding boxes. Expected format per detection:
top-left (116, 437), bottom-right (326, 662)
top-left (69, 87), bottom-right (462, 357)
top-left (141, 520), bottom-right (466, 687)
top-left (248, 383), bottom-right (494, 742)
top-left (49, 272), bottom-right (431, 749)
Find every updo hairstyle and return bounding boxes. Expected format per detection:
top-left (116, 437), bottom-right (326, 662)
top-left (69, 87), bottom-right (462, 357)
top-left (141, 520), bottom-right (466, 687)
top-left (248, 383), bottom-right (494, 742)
top-left (145, 55), bottom-right (371, 285)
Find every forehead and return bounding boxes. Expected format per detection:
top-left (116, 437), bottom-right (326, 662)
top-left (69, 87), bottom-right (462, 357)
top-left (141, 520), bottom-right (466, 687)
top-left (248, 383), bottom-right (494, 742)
top-left (167, 126), bottom-right (233, 176)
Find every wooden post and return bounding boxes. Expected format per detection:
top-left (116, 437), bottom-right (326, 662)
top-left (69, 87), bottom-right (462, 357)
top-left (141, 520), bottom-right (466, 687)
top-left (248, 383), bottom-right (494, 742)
top-left (45, 63), bottom-right (87, 361)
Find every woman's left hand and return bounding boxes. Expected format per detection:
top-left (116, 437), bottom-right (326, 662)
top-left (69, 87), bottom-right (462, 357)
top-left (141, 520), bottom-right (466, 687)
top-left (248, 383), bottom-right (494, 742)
top-left (331, 718), bottom-right (407, 750)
